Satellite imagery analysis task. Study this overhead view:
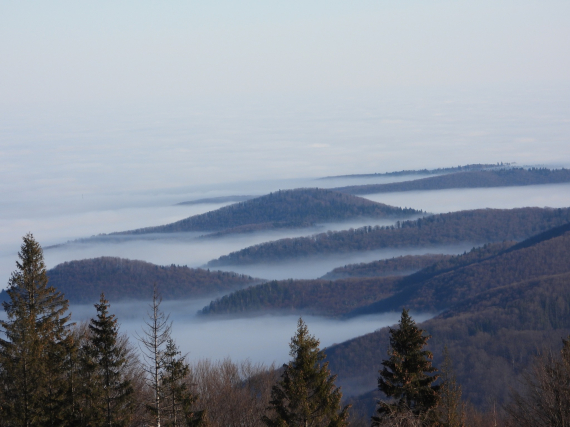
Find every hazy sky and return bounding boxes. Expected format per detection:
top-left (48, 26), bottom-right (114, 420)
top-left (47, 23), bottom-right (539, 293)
top-left (1, 1), bottom-right (569, 279)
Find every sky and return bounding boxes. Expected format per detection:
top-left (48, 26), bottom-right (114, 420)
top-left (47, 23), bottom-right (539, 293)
top-left (1, 1), bottom-right (569, 273)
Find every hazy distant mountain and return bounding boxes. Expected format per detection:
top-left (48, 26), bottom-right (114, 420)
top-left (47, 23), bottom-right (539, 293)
top-left (334, 167), bottom-right (570, 195)
top-left (176, 195), bottom-right (255, 205)
top-left (318, 163), bottom-right (504, 180)
top-left (206, 207), bottom-right (570, 266)
top-left (0, 257), bottom-right (260, 304)
top-left (111, 188), bottom-right (420, 236)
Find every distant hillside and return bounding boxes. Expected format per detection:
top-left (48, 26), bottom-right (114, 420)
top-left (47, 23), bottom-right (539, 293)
top-left (350, 224), bottom-right (570, 315)
top-left (320, 254), bottom-right (453, 280)
top-left (319, 163), bottom-right (504, 180)
top-left (112, 188), bottom-right (420, 235)
top-left (199, 277), bottom-right (399, 317)
top-left (200, 242), bottom-right (513, 317)
top-left (334, 167), bottom-right (570, 195)
top-left (327, 271), bottom-right (570, 409)
top-left (324, 226), bottom-right (570, 411)
top-left (176, 195), bottom-right (254, 206)
top-left (207, 207), bottom-right (570, 266)
top-left (0, 257), bottom-right (260, 304)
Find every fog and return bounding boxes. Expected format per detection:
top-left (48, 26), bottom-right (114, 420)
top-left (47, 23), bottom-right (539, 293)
top-left (67, 299), bottom-right (435, 366)
top-left (361, 183), bottom-right (570, 214)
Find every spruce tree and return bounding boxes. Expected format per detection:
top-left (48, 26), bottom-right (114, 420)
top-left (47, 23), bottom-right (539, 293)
top-left (84, 293), bottom-right (134, 427)
top-left (263, 318), bottom-right (350, 427)
top-left (161, 339), bottom-right (206, 427)
top-left (0, 233), bottom-right (74, 427)
top-left (372, 309), bottom-right (439, 426)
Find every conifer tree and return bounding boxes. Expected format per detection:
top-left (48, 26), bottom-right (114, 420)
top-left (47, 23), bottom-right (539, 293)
top-left (84, 293), bottom-right (134, 427)
top-left (372, 309), bottom-right (439, 426)
top-left (263, 318), bottom-right (350, 427)
top-left (161, 339), bottom-right (206, 427)
top-left (0, 233), bottom-right (74, 426)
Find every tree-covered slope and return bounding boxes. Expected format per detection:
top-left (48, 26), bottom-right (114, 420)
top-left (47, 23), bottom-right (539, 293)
top-left (206, 207), bottom-right (570, 266)
top-left (113, 188), bottom-right (420, 235)
top-left (327, 272), bottom-right (570, 409)
top-left (200, 241), bottom-right (514, 317)
top-left (199, 277), bottom-right (399, 317)
top-left (0, 257), bottom-right (260, 304)
top-left (320, 254), bottom-right (454, 280)
top-left (350, 223), bottom-right (570, 315)
top-left (334, 167), bottom-right (570, 195)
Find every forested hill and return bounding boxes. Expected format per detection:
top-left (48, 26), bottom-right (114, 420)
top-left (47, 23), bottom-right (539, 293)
top-left (206, 207), bottom-right (570, 266)
top-left (200, 241), bottom-right (514, 317)
top-left (349, 224), bottom-right (570, 316)
top-left (320, 254), bottom-right (454, 280)
top-left (112, 188), bottom-right (420, 235)
top-left (0, 257), bottom-right (260, 304)
top-left (334, 167), bottom-right (570, 195)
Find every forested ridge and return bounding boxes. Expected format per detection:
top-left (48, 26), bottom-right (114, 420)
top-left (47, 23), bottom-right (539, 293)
top-left (200, 241), bottom-right (516, 317)
top-left (199, 277), bottom-right (400, 317)
top-left (320, 254), bottom-right (454, 280)
top-left (335, 167), bottom-right (570, 195)
top-left (113, 188), bottom-right (420, 235)
top-left (207, 207), bottom-right (570, 266)
top-left (0, 257), bottom-right (259, 304)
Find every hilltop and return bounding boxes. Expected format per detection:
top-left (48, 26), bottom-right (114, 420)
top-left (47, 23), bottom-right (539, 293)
top-left (112, 188), bottom-right (420, 235)
top-left (334, 167), bottom-right (570, 195)
top-left (0, 257), bottom-right (260, 304)
top-left (206, 207), bottom-right (570, 266)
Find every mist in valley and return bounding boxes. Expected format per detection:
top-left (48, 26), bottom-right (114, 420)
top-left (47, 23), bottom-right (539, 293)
top-left (67, 298), bottom-right (435, 368)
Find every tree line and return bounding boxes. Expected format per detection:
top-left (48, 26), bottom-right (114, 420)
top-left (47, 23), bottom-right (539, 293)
top-left (1, 234), bottom-right (569, 426)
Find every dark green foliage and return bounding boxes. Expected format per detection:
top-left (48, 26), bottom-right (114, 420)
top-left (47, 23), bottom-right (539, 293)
top-left (207, 207), bottom-right (570, 266)
top-left (320, 254), bottom-right (454, 280)
top-left (0, 257), bottom-right (258, 304)
top-left (373, 310), bottom-right (439, 425)
top-left (84, 294), bottom-right (134, 427)
top-left (114, 188), bottom-right (420, 235)
top-left (335, 168), bottom-right (570, 195)
top-left (200, 277), bottom-right (398, 317)
top-left (263, 318), bottom-right (350, 427)
top-left (161, 339), bottom-right (206, 427)
top-left (0, 233), bottom-right (74, 426)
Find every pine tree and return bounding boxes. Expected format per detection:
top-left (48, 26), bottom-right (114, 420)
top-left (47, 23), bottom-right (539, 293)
top-left (0, 233), bottom-right (74, 427)
top-left (263, 318), bottom-right (350, 427)
top-left (372, 309), bottom-right (439, 426)
top-left (161, 339), bottom-right (206, 427)
top-left (84, 293), bottom-right (134, 427)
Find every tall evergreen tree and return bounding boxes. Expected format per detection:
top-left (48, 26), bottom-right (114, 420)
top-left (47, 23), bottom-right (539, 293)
top-left (263, 318), bottom-right (350, 427)
top-left (84, 293), bottom-right (134, 427)
top-left (0, 233), bottom-right (74, 427)
top-left (372, 309), bottom-right (439, 426)
top-left (161, 339), bottom-right (206, 427)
